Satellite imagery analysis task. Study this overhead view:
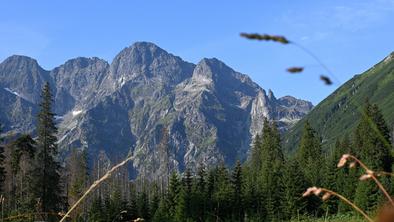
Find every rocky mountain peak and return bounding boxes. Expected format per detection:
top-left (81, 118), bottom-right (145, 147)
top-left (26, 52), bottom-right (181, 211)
top-left (0, 55), bottom-right (50, 104)
top-left (0, 42), bottom-right (313, 179)
top-left (105, 42), bottom-right (194, 92)
top-left (267, 89), bottom-right (276, 100)
top-left (1, 55), bottom-right (41, 69)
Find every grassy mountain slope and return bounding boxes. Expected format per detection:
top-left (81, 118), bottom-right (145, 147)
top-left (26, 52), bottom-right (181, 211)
top-left (284, 52), bottom-right (394, 153)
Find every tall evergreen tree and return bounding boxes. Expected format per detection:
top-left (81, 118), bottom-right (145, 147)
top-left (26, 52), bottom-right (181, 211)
top-left (250, 134), bottom-right (262, 173)
top-left (182, 167), bottom-right (193, 219)
top-left (29, 83), bottom-right (64, 220)
top-left (282, 157), bottom-right (308, 220)
top-left (354, 101), bottom-right (392, 211)
top-left (168, 172), bottom-right (181, 218)
top-left (0, 124), bottom-right (5, 194)
top-left (195, 164), bottom-right (206, 219)
top-left (231, 160), bottom-right (244, 221)
top-left (66, 149), bottom-right (89, 219)
top-left (153, 198), bottom-right (170, 222)
top-left (10, 134), bottom-right (36, 211)
top-left (335, 136), bottom-right (358, 213)
top-left (259, 120), bottom-right (285, 221)
top-left (296, 121), bottom-right (323, 215)
top-left (297, 121), bottom-right (323, 186)
top-left (137, 190), bottom-right (150, 220)
top-left (89, 196), bottom-right (105, 222)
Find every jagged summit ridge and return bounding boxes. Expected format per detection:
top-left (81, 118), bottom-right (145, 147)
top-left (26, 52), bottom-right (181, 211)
top-left (0, 42), bottom-right (312, 178)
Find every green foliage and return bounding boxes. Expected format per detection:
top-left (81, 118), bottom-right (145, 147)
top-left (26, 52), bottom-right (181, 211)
top-left (282, 158), bottom-right (308, 219)
top-left (0, 123), bottom-right (6, 193)
top-left (28, 83), bottom-right (64, 220)
top-left (353, 101), bottom-right (393, 211)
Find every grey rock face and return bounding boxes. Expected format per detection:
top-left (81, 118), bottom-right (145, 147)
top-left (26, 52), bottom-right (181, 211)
top-left (50, 57), bottom-right (110, 114)
top-left (0, 55), bottom-right (51, 104)
top-left (0, 42), bottom-right (313, 179)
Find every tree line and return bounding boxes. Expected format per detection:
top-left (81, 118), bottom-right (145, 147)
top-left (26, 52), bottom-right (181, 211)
top-left (0, 83), bottom-right (392, 221)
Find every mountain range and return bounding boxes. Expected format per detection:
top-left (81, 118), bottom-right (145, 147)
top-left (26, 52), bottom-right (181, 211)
top-left (0, 42), bottom-right (313, 178)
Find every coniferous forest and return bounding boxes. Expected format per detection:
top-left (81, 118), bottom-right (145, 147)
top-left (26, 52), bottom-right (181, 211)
top-left (0, 82), bottom-right (392, 222)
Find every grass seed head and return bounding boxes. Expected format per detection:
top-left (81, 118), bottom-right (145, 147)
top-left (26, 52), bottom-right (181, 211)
top-left (240, 33), bottom-right (290, 44)
top-left (320, 75), bottom-right (333, 85)
top-left (360, 174), bottom-right (372, 181)
top-left (286, 67), bottom-right (304, 73)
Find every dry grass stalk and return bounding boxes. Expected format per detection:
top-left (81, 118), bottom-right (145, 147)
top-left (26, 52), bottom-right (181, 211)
top-left (303, 187), bottom-right (374, 222)
top-left (320, 75), bottom-right (333, 85)
top-left (240, 33), bottom-right (290, 44)
top-left (286, 67), bottom-right (304, 73)
top-left (240, 32), bottom-right (340, 85)
top-left (59, 155), bottom-right (134, 222)
top-left (337, 154), bottom-right (394, 207)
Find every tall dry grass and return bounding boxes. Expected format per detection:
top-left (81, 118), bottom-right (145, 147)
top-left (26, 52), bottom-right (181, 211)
top-left (59, 155), bottom-right (133, 222)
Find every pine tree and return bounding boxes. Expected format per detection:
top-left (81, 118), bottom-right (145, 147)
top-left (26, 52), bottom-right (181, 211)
top-left (212, 165), bottom-right (232, 221)
top-left (336, 136), bottom-right (357, 213)
top-left (231, 160), bottom-right (244, 221)
top-left (127, 187), bottom-right (138, 221)
top-left (66, 149), bottom-right (89, 219)
top-left (149, 184), bottom-right (160, 217)
top-left (282, 158), bottom-right (308, 220)
top-left (89, 197), bottom-right (105, 222)
top-left (296, 121), bottom-right (323, 215)
top-left (259, 120), bottom-right (285, 221)
top-left (354, 101), bottom-right (393, 211)
top-left (0, 124), bottom-right (5, 194)
top-left (250, 134), bottom-right (262, 173)
top-left (153, 198), bottom-right (170, 222)
top-left (9, 134), bottom-right (36, 211)
top-left (29, 83), bottom-right (64, 220)
top-left (243, 165), bottom-right (261, 220)
top-left (195, 164), bottom-right (207, 221)
top-left (137, 190), bottom-right (150, 220)
top-left (297, 121), bottom-right (323, 185)
top-left (321, 140), bottom-right (342, 215)
top-left (168, 172), bottom-right (181, 217)
top-left (182, 167), bottom-right (193, 219)
top-left (174, 187), bottom-right (187, 222)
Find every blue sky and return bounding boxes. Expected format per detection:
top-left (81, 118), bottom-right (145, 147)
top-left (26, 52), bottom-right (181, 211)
top-left (1, 0), bottom-right (393, 104)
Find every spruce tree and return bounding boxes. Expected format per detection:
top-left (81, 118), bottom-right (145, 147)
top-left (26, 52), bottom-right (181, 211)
top-left (296, 121), bottom-right (323, 215)
top-left (231, 160), bottom-right (244, 221)
top-left (89, 197), bottom-right (105, 222)
top-left (150, 186), bottom-right (160, 220)
top-left (10, 134), bottom-right (36, 211)
top-left (195, 165), bottom-right (207, 221)
top-left (137, 190), bottom-right (150, 220)
top-left (168, 172), bottom-right (181, 218)
top-left (182, 168), bottom-right (193, 218)
top-left (29, 83), bottom-right (64, 219)
top-left (174, 187), bottom-right (187, 222)
top-left (66, 149), bottom-right (89, 218)
top-left (153, 198), bottom-right (170, 222)
top-left (297, 121), bottom-right (323, 186)
top-left (354, 101), bottom-right (393, 211)
top-left (250, 134), bottom-right (262, 173)
top-left (0, 124), bottom-right (5, 194)
top-left (282, 157), bottom-right (308, 220)
top-left (259, 120), bottom-right (285, 221)
top-left (212, 165), bottom-right (232, 221)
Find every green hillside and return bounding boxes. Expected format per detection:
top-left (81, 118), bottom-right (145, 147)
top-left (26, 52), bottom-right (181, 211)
top-left (284, 52), bottom-right (394, 153)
